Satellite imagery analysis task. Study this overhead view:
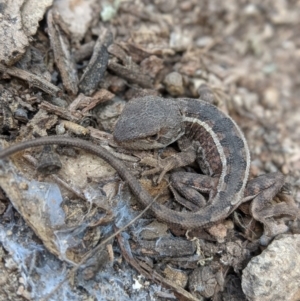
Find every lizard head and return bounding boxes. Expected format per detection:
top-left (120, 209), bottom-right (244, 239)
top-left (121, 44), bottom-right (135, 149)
top-left (114, 96), bottom-right (184, 150)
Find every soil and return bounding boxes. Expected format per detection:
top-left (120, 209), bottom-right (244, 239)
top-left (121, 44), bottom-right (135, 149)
top-left (0, 1), bottom-right (299, 300)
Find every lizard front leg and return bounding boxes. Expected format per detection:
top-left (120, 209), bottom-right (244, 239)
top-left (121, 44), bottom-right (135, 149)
top-left (140, 140), bottom-right (197, 183)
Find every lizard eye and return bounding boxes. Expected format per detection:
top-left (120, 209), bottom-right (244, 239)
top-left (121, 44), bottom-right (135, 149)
top-left (148, 134), bottom-right (159, 141)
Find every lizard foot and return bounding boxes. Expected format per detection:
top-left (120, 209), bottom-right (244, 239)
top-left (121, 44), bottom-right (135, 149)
top-left (140, 156), bottom-right (178, 184)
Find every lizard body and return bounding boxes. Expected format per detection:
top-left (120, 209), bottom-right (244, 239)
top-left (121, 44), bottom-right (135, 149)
top-left (114, 96), bottom-right (251, 226)
top-left (0, 96), bottom-right (292, 229)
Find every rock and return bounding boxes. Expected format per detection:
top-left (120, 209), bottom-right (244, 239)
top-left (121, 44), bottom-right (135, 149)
top-left (0, 0), bottom-right (53, 66)
top-left (242, 234), bottom-right (300, 301)
top-left (164, 71), bottom-right (184, 96)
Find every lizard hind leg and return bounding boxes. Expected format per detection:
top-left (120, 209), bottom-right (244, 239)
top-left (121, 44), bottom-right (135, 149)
top-left (245, 172), bottom-right (299, 237)
top-left (245, 172), bottom-right (292, 218)
top-left (170, 171), bottom-right (218, 211)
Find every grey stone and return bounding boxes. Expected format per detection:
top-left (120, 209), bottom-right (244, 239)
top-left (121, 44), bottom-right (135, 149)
top-left (242, 234), bottom-right (300, 301)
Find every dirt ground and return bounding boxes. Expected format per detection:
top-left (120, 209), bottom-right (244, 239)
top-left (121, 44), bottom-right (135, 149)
top-left (0, 1), bottom-right (300, 300)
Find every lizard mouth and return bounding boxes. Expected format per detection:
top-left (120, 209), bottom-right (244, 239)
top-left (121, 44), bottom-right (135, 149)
top-left (114, 139), bottom-right (166, 150)
top-left (114, 128), bottom-right (185, 150)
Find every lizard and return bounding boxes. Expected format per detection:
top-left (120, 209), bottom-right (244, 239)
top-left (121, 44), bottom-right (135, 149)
top-left (114, 96), bottom-right (297, 231)
top-left (0, 96), bottom-right (297, 230)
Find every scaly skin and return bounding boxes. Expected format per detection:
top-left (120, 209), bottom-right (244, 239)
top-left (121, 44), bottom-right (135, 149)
top-left (1, 96), bottom-right (289, 229)
top-left (114, 96), bottom-right (251, 225)
top-left (0, 135), bottom-right (232, 228)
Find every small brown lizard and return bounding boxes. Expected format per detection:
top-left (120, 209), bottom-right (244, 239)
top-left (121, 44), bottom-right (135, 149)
top-left (114, 96), bottom-right (296, 230)
top-left (0, 96), bottom-right (296, 230)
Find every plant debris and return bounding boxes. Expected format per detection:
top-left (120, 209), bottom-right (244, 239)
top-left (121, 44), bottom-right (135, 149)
top-left (0, 1), bottom-right (300, 300)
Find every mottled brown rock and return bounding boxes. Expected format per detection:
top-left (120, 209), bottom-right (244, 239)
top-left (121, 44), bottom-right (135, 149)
top-left (0, 0), bottom-right (28, 65)
top-left (0, 0), bottom-right (53, 66)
